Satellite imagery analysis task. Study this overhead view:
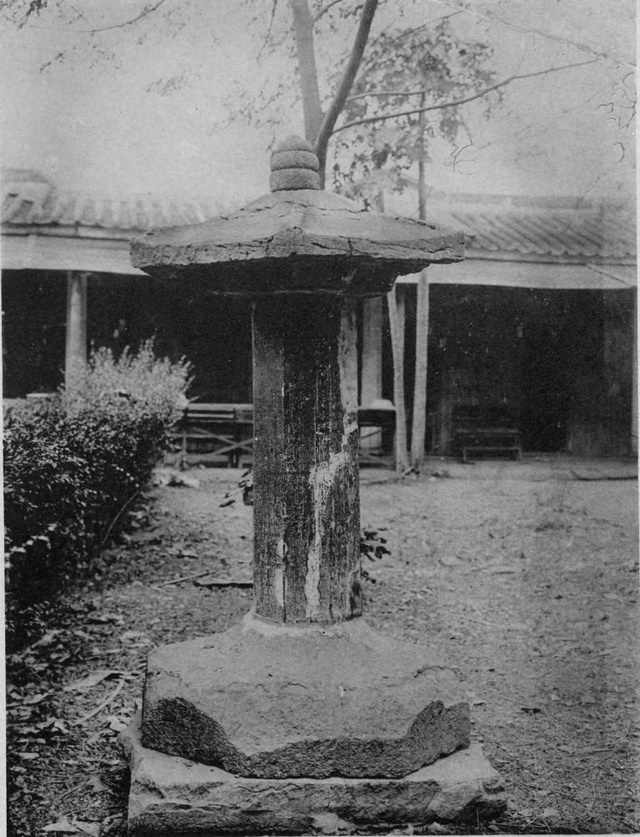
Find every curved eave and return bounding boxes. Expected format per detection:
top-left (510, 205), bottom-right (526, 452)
top-left (130, 189), bottom-right (465, 283)
top-left (131, 230), bottom-right (464, 268)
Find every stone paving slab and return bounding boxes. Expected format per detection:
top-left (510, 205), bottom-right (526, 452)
top-left (122, 714), bottom-right (506, 835)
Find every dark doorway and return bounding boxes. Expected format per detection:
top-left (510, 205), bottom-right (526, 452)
top-left (88, 274), bottom-right (253, 403)
top-left (2, 271), bottom-right (67, 397)
top-left (519, 300), bottom-right (568, 451)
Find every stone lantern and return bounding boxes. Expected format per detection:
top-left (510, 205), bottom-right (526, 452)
top-left (122, 137), bottom-right (505, 834)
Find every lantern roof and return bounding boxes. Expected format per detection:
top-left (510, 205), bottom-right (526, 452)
top-left (130, 136), bottom-right (464, 296)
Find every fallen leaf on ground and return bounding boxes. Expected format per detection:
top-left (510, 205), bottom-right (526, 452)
top-left (87, 775), bottom-right (108, 792)
top-left (74, 822), bottom-right (100, 837)
top-left (23, 692), bottom-right (51, 705)
top-left (100, 815), bottom-right (125, 835)
top-left (43, 817), bottom-right (98, 834)
top-left (87, 613), bottom-right (124, 626)
top-left (63, 670), bottom-right (124, 692)
top-left (426, 824), bottom-right (451, 834)
top-left (43, 817), bottom-right (77, 833)
top-left (105, 714), bottom-right (128, 732)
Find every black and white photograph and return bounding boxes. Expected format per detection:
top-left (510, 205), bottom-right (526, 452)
top-left (1, 1), bottom-right (637, 834)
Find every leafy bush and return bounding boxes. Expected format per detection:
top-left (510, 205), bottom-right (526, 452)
top-left (63, 339), bottom-right (191, 424)
top-left (4, 342), bottom-right (191, 648)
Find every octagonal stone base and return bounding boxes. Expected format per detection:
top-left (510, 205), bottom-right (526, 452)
top-left (141, 613), bottom-right (470, 779)
top-left (122, 714), bottom-right (506, 835)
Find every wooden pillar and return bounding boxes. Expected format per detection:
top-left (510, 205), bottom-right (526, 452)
top-left (252, 293), bottom-right (361, 624)
top-left (65, 271), bottom-right (87, 389)
top-left (411, 270), bottom-right (430, 468)
top-left (388, 282), bottom-right (408, 473)
top-left (360, 296), bottom-right (383, 450)
top-left (633, 289), bottom-right (638, 456)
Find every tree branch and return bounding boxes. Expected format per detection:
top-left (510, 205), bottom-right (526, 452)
top-left (347, 89), bottom-right (430, 101)
top-left (363, 12), bottom-right (461, 68)
top-left (25, 0), bottom-right (167, 33)
top-left (258, 0), bottom-right (280, 60)
top-left (430, 0), bottom-right (635, 68)
top-left (333, 57), bottom-right (600, 135)
top-left (314, 0), bottom-right (378, 173)
top-left (313, 0), bottom-right (343, 23)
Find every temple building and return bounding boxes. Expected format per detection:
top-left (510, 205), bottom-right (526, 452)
top-left (2, 169), bottom-right (636, 458)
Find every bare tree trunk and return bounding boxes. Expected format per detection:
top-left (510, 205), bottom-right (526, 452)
top-left (290, 0), bottom-right (324, 144)
top-left (417, 91), bottom-right (427, 221)
top-left (314, 0), bottom-right (378, 179)
top-left (387, 282), bottom-right (409, 473)
top-left (290, 0), bottom-right (378, 185)
top-left (411, 270), bottom-right (429, 469)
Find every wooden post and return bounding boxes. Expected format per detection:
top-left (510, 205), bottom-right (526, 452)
top-left (411, 270), bottom-right (430, 468)
top-left (633, 290), bottom-right (638, 456)
top-left (388, 282), bottom-right (408, 473)
top-left (65, 271), bottom-right (87, 390)
top-left (361, 296), bottom-right (383, 450)
top-left (252, 294), bottom-right (361, 624)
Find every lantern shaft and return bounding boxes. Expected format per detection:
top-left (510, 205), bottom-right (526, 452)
top-left (252, 294), bottom-right (362, 623)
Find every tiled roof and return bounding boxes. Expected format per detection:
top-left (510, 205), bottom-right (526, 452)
top-left (1, 169), bottom-right (214, 234)
top-left (427, 196), bottom-right (635, 261)
top-left (2, 170), bottom-right (635, 261)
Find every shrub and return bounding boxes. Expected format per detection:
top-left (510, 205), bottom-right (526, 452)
top-left (63, 339), bottom-right (191, 424)
top-left (4, 342), bottom-right (191, 648)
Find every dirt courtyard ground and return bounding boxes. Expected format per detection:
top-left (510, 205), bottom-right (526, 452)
top-left (360, 458), bottom-right (639, 833)
top-left (6, 456), bottom-right (639, 835)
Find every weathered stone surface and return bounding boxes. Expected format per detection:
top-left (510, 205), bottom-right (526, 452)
top-left (271, 148), bottom-right (320, 172)
top-left (141, 614), bottom-right (470, 779)
top-left (275, 134), bottom-right (316, 153)
top-left (270, 167), bottom-right (322, 191)
top-left (252, 294), bottom-right (362, 624)
top-left (131, 187), bottom-right (464, 297)
top-left (122, 714), bottom-right (506, 835)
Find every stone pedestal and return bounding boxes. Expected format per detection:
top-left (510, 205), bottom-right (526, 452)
top-left (124, 614), bottom-right (506, 832)
top-left (141, 614), bottom-right (469, 779)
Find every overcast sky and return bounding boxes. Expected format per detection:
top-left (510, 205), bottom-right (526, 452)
top-left (0, 0), bottom-right (635, 209)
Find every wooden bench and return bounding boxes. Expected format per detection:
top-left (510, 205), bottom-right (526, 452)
top-left (456, 428), bottom-right (522, 463)
top-left (357, 402), bottom-right (396, 465)
top-left (172, 403), bottom-right (254, 468)
top-left (173, 402), bottom-right (397, 467)
top-left (453, 406), bottom-right (522, 463)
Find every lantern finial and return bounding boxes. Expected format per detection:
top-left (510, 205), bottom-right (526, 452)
top-left (270, 134), bottom-right (321, 191)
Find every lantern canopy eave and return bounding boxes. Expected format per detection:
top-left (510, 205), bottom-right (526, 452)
top-left (131, 188), bottom-right (465, 296)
